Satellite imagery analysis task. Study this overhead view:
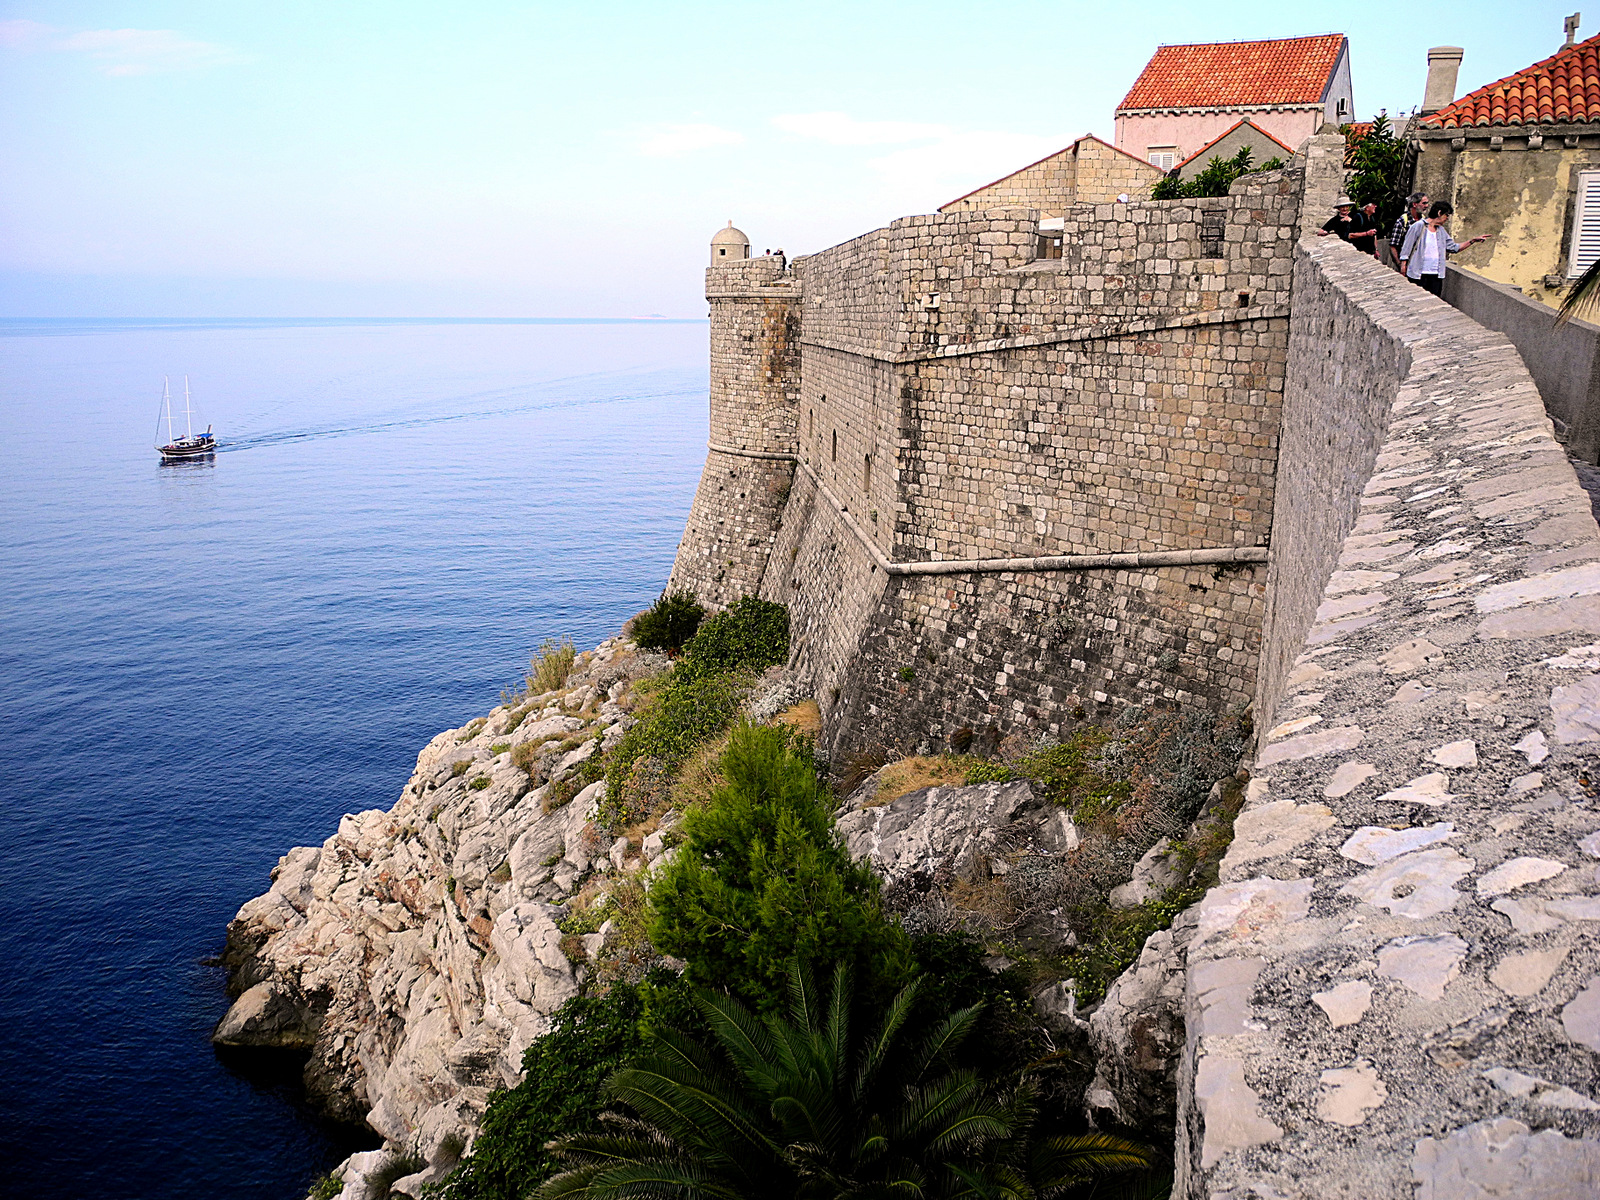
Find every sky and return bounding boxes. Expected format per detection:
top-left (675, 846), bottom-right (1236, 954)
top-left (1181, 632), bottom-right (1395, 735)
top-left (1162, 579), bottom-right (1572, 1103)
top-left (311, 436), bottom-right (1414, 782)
top-left (0, 1), bottom-right (1581, 317)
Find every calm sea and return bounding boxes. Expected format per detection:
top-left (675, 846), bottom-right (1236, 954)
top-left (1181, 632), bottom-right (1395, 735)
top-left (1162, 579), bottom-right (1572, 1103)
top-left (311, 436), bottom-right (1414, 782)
top-left (0, 318), bottom-right (708, 1198)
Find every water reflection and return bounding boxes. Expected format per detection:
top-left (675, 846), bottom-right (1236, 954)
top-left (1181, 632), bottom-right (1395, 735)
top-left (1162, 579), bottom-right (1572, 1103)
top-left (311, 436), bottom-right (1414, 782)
top-left (157, 452), bottom-right (217, 470)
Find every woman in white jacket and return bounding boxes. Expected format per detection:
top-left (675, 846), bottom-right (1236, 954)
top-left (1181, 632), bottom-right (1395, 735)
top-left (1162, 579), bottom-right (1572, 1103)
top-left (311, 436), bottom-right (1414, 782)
top-left (1399, 201), bottom-right (1490, 296)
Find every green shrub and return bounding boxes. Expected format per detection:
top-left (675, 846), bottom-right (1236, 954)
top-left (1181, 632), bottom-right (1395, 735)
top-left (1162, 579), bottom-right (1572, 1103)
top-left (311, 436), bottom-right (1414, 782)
top-left (628, 590), bottom-right (705, 654)
top-left (369, 1155), bottom-right (422, 1196)
top-left (451, 761), bottom-right (472, 778)
top-left (678, 595), bottom-right (789, 678)
top-left (528, 637), bottom-right (576, 695)
top-left (546, 744), bottom-right (605, 812)
top-left (469, 775), bottom-right (491, 791)
top-left (964, 759), bottom-right (1016, 785)
top-left (307, 1174), bottom-right (343, 1200)
top-left (1344, 112), bottom-right (1407, 228)
top-left (647, 722), bottom-right (911, 1010)
top-left (434, 971), bottom-right (699, 1200)
top-left (1151, 144), bottom-right (1282, 200)
top-left (600, 668), bottom-right (746, 830)
top-left (489, 742), bottom-right (510, 756)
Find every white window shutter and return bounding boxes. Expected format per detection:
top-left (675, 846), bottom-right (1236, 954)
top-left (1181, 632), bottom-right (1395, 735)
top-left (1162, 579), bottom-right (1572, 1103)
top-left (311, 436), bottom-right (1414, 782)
top-left (1570, 171), bottom-right (1600, 277)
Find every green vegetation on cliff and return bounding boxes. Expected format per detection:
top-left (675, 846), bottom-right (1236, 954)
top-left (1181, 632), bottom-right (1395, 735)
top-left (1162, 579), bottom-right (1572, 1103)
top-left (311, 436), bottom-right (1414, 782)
top-left (649, 722), bottom-right (910, 1010)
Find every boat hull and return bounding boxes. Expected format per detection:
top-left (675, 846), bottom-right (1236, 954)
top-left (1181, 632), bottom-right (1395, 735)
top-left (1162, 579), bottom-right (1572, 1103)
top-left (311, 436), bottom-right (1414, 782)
top-left (157, 438), bottom-right (216, 459)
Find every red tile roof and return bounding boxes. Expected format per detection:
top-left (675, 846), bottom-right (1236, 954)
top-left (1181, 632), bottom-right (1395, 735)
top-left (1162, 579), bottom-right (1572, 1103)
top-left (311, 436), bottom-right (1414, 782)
top-left (1343, 121), bottom-right (1374, 166)
top-left (1118, 35), bottom-right (1347, 112)
top-left (1176, 118), bottom-right (1295, 170)
top-left (1419, 33), bottom-right (1600, 127)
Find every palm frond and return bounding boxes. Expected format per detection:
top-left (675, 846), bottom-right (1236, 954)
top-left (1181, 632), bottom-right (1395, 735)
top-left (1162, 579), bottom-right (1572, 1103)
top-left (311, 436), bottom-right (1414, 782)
top-left (851, 981), bottom-right (920, 1102)
top-left (695, 991), bottom-right (783, 1092)
top-left (1559, 255), bottom-right (1600, 326)
top-left (1030, 1131), bottom-right (1157, 1188)
top-left (900, 1002), bottom-right (984, 1084)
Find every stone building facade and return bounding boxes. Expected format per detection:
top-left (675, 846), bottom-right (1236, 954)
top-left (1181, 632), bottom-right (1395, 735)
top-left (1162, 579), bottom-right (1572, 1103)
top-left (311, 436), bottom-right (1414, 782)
top-left (939, 135), bottom-right (1165, 217)
top-left (672, 159), bottom-right (1308, 758)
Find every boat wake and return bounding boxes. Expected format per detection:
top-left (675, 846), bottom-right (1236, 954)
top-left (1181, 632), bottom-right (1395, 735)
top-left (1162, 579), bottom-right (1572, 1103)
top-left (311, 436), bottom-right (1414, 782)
top-left (214, 377), bottom-right (701, 454)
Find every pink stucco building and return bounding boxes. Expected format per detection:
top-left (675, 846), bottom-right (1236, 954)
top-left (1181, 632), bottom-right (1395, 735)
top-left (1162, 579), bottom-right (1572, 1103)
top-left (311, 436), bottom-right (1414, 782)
top-left (1115, 35), bottom-right (1353, 170)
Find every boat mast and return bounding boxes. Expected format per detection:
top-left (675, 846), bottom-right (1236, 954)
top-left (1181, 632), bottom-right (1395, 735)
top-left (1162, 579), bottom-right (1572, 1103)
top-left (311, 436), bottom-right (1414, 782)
top-left (164, 377), bottom-right (174, 445)
top-left (183, 376), bottom-right (194, 440)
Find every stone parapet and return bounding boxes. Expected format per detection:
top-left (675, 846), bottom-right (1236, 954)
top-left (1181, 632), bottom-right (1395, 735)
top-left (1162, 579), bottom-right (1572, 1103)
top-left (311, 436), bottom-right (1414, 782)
top-left (1176, 235), bottom-right (1600, 1198)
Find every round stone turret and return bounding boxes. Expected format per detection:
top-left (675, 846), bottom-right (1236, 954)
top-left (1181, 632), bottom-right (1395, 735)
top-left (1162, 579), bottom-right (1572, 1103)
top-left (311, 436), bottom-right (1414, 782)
top-left (711, 220), bottom-right (750, 265)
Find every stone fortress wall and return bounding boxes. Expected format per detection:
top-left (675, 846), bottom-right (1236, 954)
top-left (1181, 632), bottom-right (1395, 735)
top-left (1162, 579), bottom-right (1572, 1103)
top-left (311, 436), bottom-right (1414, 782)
top-left (1175, 234), bottom-right (1600, 1199)
top-left (672, 168), bottom-right (1305, 759)
top-left (672, 129), bottom-right (1600, 1191)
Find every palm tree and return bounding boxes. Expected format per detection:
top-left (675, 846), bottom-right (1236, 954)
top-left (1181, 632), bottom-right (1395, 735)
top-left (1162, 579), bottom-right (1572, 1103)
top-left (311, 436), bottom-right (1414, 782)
top-left (536, 963), bottom-right (1156, 1200)
top-left (1559, 256), bottom-right (1600, 326)
top-left (536, 961), bottom-right (1007, 1198)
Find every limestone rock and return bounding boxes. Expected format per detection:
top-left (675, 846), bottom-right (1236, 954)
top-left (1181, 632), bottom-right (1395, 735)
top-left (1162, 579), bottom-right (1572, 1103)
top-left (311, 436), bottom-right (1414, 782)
top-left (1109, 837), bottom-right (1182, 908)
top-left (216, 635), bottom-right (648, 1189)
top-left (836, 780), bottom-right (1035, 884)
top-left (213, 980), bottom-right (315, 1048)
top-left (1085, 912), bottom-right (1197, 1137)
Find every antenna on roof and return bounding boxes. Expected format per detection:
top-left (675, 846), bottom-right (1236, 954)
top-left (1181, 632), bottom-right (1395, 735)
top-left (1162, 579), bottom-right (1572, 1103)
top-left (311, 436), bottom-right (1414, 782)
top-left (1566, 12), bottom-right (1581, 46)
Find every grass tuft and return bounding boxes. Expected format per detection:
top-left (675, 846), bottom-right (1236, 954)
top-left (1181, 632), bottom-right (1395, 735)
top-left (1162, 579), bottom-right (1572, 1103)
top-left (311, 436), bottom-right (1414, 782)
top-left (528, 637), bottom-right (576, 695)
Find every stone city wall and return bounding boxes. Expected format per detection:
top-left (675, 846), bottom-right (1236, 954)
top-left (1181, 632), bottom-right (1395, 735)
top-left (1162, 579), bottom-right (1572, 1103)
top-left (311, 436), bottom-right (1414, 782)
top-left (670, 171), bottom-right (1309, 755)
top-left (1176, 234), bottom-right (1600, 1198)
top-left (669, 256), bottom-right (800, 607)
top-left (1254, 240), bottom-right (1414, 735)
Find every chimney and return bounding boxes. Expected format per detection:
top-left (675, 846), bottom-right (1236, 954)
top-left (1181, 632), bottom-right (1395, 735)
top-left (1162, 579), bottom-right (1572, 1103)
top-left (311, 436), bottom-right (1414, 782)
top-left (1422, 46), bottom-right (1464, 114)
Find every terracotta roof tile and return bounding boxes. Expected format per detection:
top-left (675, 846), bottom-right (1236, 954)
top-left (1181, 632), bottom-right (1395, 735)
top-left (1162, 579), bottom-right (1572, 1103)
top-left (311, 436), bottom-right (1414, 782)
top-left (1421, 32), bottom-right (1600, 127)
top-left (1118, 35), bottom-right (1347, 112)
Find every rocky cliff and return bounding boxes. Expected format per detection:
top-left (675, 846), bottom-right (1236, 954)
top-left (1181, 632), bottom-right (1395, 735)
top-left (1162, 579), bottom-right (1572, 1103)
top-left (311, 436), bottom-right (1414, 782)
top-left (219, 630), bottom-right (1248, 1199)
top-left (215, 637), bottom-right (676, 1197)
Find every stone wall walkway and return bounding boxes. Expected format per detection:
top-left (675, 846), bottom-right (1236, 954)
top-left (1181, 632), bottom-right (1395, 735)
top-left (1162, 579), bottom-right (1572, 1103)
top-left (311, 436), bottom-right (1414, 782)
top-left (1176, 239), bottom-right (1600, 1198)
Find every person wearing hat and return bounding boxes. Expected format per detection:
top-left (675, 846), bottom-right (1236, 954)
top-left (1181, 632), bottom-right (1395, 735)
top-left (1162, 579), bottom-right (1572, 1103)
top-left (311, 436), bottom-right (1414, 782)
top-left (1316, 196), bottom-right (1361, 244)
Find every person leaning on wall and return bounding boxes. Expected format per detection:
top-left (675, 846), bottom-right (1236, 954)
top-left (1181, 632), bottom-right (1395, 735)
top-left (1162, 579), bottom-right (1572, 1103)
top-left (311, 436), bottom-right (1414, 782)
top-left (1315, 196), bottom-right (1359, 243)
top-left (1390, 192), bottom-right (1429, 271)
top-left (1398, 201), bottom-right (1491, 296)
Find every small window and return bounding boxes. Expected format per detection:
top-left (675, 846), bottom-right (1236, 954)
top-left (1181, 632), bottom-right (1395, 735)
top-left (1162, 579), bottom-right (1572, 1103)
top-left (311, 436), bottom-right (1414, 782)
top-left (1571, 171), bottom-right (1600, 278)
top-left (831, 430), bottom-right (837, 462)
top-left (1035, 232), bottom-right (1063, 259)
top-left (808, 408), bottom-right (814, 437)
top-left (1200, 210), bottom-right (1226, 258)
top-left (1147, 147), bottom-right (1176, 171)
top-left (718, 247), bottom-right (726, 256)
top-left (863, 454), bottom-right (872, 492)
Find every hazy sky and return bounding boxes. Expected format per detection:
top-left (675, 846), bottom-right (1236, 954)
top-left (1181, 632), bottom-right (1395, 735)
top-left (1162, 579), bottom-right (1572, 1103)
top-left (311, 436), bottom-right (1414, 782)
top-left (0, 1), bottom-right (1578, 316)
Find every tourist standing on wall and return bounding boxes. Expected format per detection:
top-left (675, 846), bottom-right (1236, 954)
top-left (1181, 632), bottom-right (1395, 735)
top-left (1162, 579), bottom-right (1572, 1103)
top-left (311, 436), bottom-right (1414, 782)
top-left (1390, 192), bottom-right (1428, 270)
top-left (1351, 202), bottom-right (1381, 256)
top-left (1399, 201), bottom-right (1490, 295)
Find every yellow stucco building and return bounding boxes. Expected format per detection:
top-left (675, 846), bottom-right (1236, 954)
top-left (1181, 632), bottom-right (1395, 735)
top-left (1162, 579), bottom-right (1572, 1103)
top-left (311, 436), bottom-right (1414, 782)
top-left (1414, 29), bottom-right (1600, 308)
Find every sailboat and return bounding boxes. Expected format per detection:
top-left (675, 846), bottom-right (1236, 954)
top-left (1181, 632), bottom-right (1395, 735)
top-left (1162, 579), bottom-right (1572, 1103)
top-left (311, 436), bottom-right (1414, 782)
top-left (154, 376), bottom-right (216, 460)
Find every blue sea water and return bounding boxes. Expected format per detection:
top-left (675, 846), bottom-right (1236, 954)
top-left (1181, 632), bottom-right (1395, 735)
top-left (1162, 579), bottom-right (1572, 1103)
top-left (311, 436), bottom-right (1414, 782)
top-left (0, 318), bottom-right (709, 1198)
